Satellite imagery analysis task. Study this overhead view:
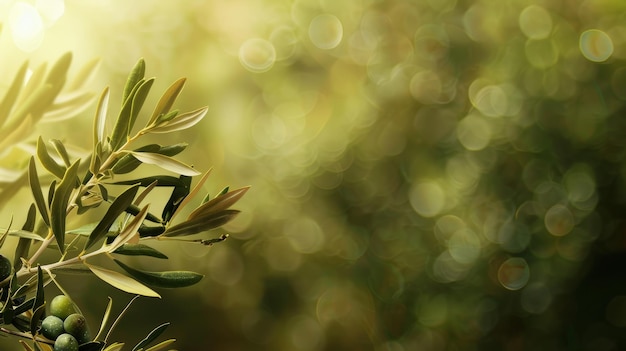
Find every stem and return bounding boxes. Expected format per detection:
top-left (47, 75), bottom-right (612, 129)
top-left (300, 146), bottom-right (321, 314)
top-left (26, 231), bottom-right (54, 267)
top-left (0, 327), bottom-right (53, 345)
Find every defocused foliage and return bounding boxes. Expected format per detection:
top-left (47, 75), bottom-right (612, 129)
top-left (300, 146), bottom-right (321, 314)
top-left (3, 0), bottom-right (626, 350)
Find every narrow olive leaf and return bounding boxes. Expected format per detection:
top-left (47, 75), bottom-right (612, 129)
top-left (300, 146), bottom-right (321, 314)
top-left (0, 115), bottom-right (33, 155)
top-left (110, 78), bottom-right (143, 150)
top-left (68, 57), bottom-right (100, 90)
top-left (50, 160), bottom-right (80, 253)
top-left (94, 87), bottom-right (109, 148)
top-left (168, 169), bottom-right (212, 224)
top-left (163, 209), bottom-right (240, 237)
top-left (188, 186), bottom-right (250, 221)
top-left (42, 91), bottom-right (95, 122)
top-left (29, 157), bottom-right (50, 226)
top-left (14, 298), bottom-right (35, 315)
top-left (0, 170), bottom-right (28, 213)
top-left (123, 204), bottom-right (161, 224)
top-left (162, 175), bottom-right (191, 224)
top-left (8, 83), bottom-right (54, 124)
top-left (110, 144), bottom-right (160, 174)
top-left (114, 260), bottom-right (203, 288)
top-left (138, 225), bottom-right (165, 238)
top-left (143, 339), bottom-right (176, 351)
top-left (102, 343), bottom-right (125, 351)
top-left (153, 109), bottom-right (178, 126)
top-left (128, 152), bottom-right (200, 176)
top-left (30, 303), bottom-right (46, 335)
top-left (132, 322), bottom-right (170, 351)
top-left (18, 340), bottom-right (35, 351)
top-left (8, 230), bottom-right (44, 241)
top-left (78, 341), bottom-right (106, 351)
top-left (147, 77), bottom-right (186, 127)
top-left (47, 180), bottom-right (56, 207)
top-left (128, 78), bottom-right (154, 135)
top-left (45, 52), bottom-right (72, 89)
top-left (85, 184), bottom-right (140, 250)
top-left (50, 139), bottom-right (71, 167)
top-left (36, 136), bottom-right (66, 179)
top-left (13, 204), bottom-right (35, 269)
top-left (16, 61), bottom-right (46, 107)
top-left (113, 244), bottom-right (168, 259)
top-left (34, 266), bottom-right (45, 313)
top-left (123, 58), bottom-right (145, 104)
top-left (85, 263), bottom-right (160, 298)
top-left (0, 61), bottom-right (28, 129)
top-left (110, 175), bottom-right (183, 187)
top-left (156, 142), bottom-right (188, 156)
top-left (94, 296), bottom-right (113, 341)
top-left (108, 205), bottom-right (149, 252)
top-left (148, 106), bottom-right (208, 134)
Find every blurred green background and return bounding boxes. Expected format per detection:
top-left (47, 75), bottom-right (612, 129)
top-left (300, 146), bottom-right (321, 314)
top-left (2, 0), bottom-right (626, 350)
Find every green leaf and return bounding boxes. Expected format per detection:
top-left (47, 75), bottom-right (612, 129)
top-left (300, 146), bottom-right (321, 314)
top-left (50, 139), bottom-right (71, 167)
top-left (94, 297), bottom-right (113, 340)
top-left (8, 83), bottom-right (54, 124)
top-left (108, 205), bottom-right (149, 252)
top-left (78, 341), bottom-right (106, 351)
top-left (8, 230), bottom-right (44, 241)
top-left (110, 175), bottom-right (184, 187)
top-left (13, 204), bottom-right (35, 269)
top-left (45, 52), bottom-right (72, 90)
top-left (68, 57), bottom-right (100, 91)
top-left (188, 186), bottom-right (250, 220)
top-left (36, 136), bottom-right (66, 179)
top-left (132, 322), bottom-right (170, 351)
top-left (28, 157), bottom-right (50, 226)
top-left (16, 62), bottom-right (46, 106)
top-left (33, 266), bottom-right (45, 314)
top-left (50, 160), bottom-right (80, 253)
top-left (93, 87), bottom-right (110, 149)
top-left (113, 244), bottom-right (168, 259)
top-left (30, 302), bottom-right (46, 335)
top-left (147, 77), bottom-right (186, 127)
top-left (85, 184), bottom-right (140, 250)
top-left (123, 58), bottom-right (145, 104)
top-left (0, 61), bottom-right (28, 129)
top-left (144, 339), bottom-right (176, 351)
top-left (149, 106), bottom-right (208, 134)
top-left (86, 263), bottom-right (160, 298)
top-left (102, 343), bottom-right (125, 351)
top-left (110, 78), bottom-right (143, 150)
top-left (128, 78), bottom-right (154, 135)
top-left (128, 152), bottom-right (200, 176)
top-left (162, 175), bottom-right (191, 224)
top-left (153, 109), bottom-right (178, 125)
top-left (168, 170), bottom-right (211, 224)
top-left (114, 259), bottom-right (203, 288)
top-left (163, 209), bottom-right (240, 237)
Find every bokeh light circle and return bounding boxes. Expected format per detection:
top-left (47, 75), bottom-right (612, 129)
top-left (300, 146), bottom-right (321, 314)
top-left (309, 14), bottom-right (343, 50)
top-left (409, 181), bottom-right (446, 218)
top-left (239, 38), bottom-right (277, 73)
top-left (519, 5), bottom-right (552, 40)
top-left (456, 113), bottom-right (492, 151)
top-left (544, 204), bottom-right (574, 236)
top-left (497, 257), bottom-right (530, 290)
top-left (9, 2), bottom-right (44, 52)
top-left (580, 29), bottom-right (614, 62)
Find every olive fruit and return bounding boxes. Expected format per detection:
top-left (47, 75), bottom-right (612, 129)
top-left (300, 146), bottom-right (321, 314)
top-left (54, 333), bottom-right (78, 351)
top-left (50, 295), bottom-right (76, 320)
top-left (63, 313), bottom-right (91, 344)
top-left (41, 315), bottom-right (65, 340)
top-left (0, 254), bottom-right (11, 281)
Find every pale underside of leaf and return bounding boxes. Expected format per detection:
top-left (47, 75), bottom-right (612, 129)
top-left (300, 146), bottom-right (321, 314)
top-left (129, 151), bottom-right (200, 176)
top-left (86, 263), bottom-right (160, 298)
top-left (148, 106), bottom-right (208, 134)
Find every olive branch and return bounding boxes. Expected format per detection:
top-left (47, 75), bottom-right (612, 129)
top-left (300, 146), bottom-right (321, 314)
top-left (0, 56), bottom-right (248, 351)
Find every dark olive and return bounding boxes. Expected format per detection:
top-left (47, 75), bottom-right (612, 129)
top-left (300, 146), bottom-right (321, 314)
top-left (54, 333), bottom-right (78, 351)
top-left (63, 313), bottom-right (91, 344)
top-left (49, 295), bottom-right (77, 320)
top-left (41, 315), bottom-right (65, 340)
top-left (0, 255), bottom-right (11, 281)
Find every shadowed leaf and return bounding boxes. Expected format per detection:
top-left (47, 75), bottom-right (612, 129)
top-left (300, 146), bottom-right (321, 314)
top-left (114, 260), bottom-right (203, 288)
top-left (188, 186), bottom-right (250, 221)
top-left (163, 209), bottom-right (240, 237)
top-left (132, 322), bottom-right (170, 351)
top-left (28, 157), bottom-right (50, 226)
top-left (113, 244), bottom-right (168, 259)
top-left (85, 184), bottom-right (140, 250)
top-left (36, 136), bottom-right (66, 179)
top-left (50, 160), bottom-right (80, 253)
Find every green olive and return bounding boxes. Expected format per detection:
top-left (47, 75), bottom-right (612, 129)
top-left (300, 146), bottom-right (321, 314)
top-left (41, 315), bottom-right (65, 340)
top-left (49, 295), bottom-right (77, 320)
top-left (0, 255), bottom-right (11, 281)
top-left (53, 333), bottom-right (78, 351)
top-left (63, 313), bottom-right (91, 344)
